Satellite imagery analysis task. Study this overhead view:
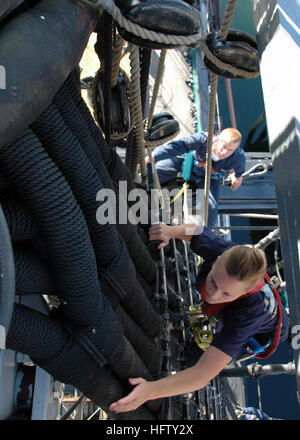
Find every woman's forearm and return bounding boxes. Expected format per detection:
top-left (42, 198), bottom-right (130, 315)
top-left (110, 361), bottom-right (211, 414)
top-left (150, 363), bottom-right (209, 399)
top-left (109, 347), bottom-right (231, 414)
top-left (168, 223), bottom-right (197, 242)
top-left (150, 346), bottom-right (230, 400)
top-left (148, 222), bottom-right (198, 249)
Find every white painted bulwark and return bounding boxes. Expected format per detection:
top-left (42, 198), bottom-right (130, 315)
top-left (252, 0), bottom-right (300, 407)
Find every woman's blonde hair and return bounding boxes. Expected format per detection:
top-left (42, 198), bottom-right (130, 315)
top-left (218, 245), bottom-right (266, 287)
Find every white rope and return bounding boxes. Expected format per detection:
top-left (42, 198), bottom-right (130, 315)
top-left (242, 163), bottom-right (271, 178)
top-left (254, 227), bottom-right (280, 250)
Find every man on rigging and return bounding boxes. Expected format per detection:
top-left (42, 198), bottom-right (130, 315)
top-left (109, 222), bottom-right (289, 414)
top-left (150, 127), bottom-right (245, 227)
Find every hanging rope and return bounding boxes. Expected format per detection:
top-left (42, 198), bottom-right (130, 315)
top-left (143, 50), bottom-right (180, 150)
top-left (127, 45), bottom-right (171, 204)
top-left (128, 44), bottom-right (147, 183)
top-left (203, 73), bottom-right (217, 226)
top-left (203, 0), bottom-right (238, 226)
top-left (146, 49), bottom-right (167, 131)
top-left (144, 50), bottom-right (179, 150)
top-left (144, 49), bottom-right (167, 194)
top-left (111, 33), bottom-right (125, 88)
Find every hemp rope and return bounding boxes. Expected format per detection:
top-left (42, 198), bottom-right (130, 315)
top-left (203, 0), bottom-right (238, 226)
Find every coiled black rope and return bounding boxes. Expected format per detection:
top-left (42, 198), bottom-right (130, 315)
top-left (7, 303), bottom-right (159, 419)
top-left (31, 100), bottom-right (160, 338)
top-left (0, 197), bottom-right (39, 243)
top-left (59, 73), bottom-right (157, 284)
top-left (14, 245), bottom-right (55, 296)
top-left (0, 129), bottom-right (123, 362)
top-left (1, 127), bottom-right (162, 414)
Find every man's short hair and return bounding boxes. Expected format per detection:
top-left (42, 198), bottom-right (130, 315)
top-left (220, 128), bottom-right (242, 148)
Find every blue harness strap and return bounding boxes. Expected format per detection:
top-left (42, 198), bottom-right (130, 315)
top-left (182, 151), bottom-right (194, 181)
top-left (244, 337), bottom-right (271, 356)
top-left (179, 151), bottom-right (227, 183)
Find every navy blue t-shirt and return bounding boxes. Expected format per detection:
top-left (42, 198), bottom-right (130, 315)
top-left (153, 131), bottom-right (246, 178)
top-left (190, 227), bottom-right (289, 359)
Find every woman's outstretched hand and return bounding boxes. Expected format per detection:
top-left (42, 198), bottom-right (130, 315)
top-left (109, 377), bottom-right (155, 413)
top-left (148, 222), bottom-right (173, 249)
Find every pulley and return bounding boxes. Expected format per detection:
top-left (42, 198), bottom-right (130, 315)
top-left (144, 112), bottom-right (179, 142)
top-left (93, 69), bottom-right (131, 145)
top-left (115, 0), bottom-right (200, 49)
top-left (203, 29), bottom-right (259, 79)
